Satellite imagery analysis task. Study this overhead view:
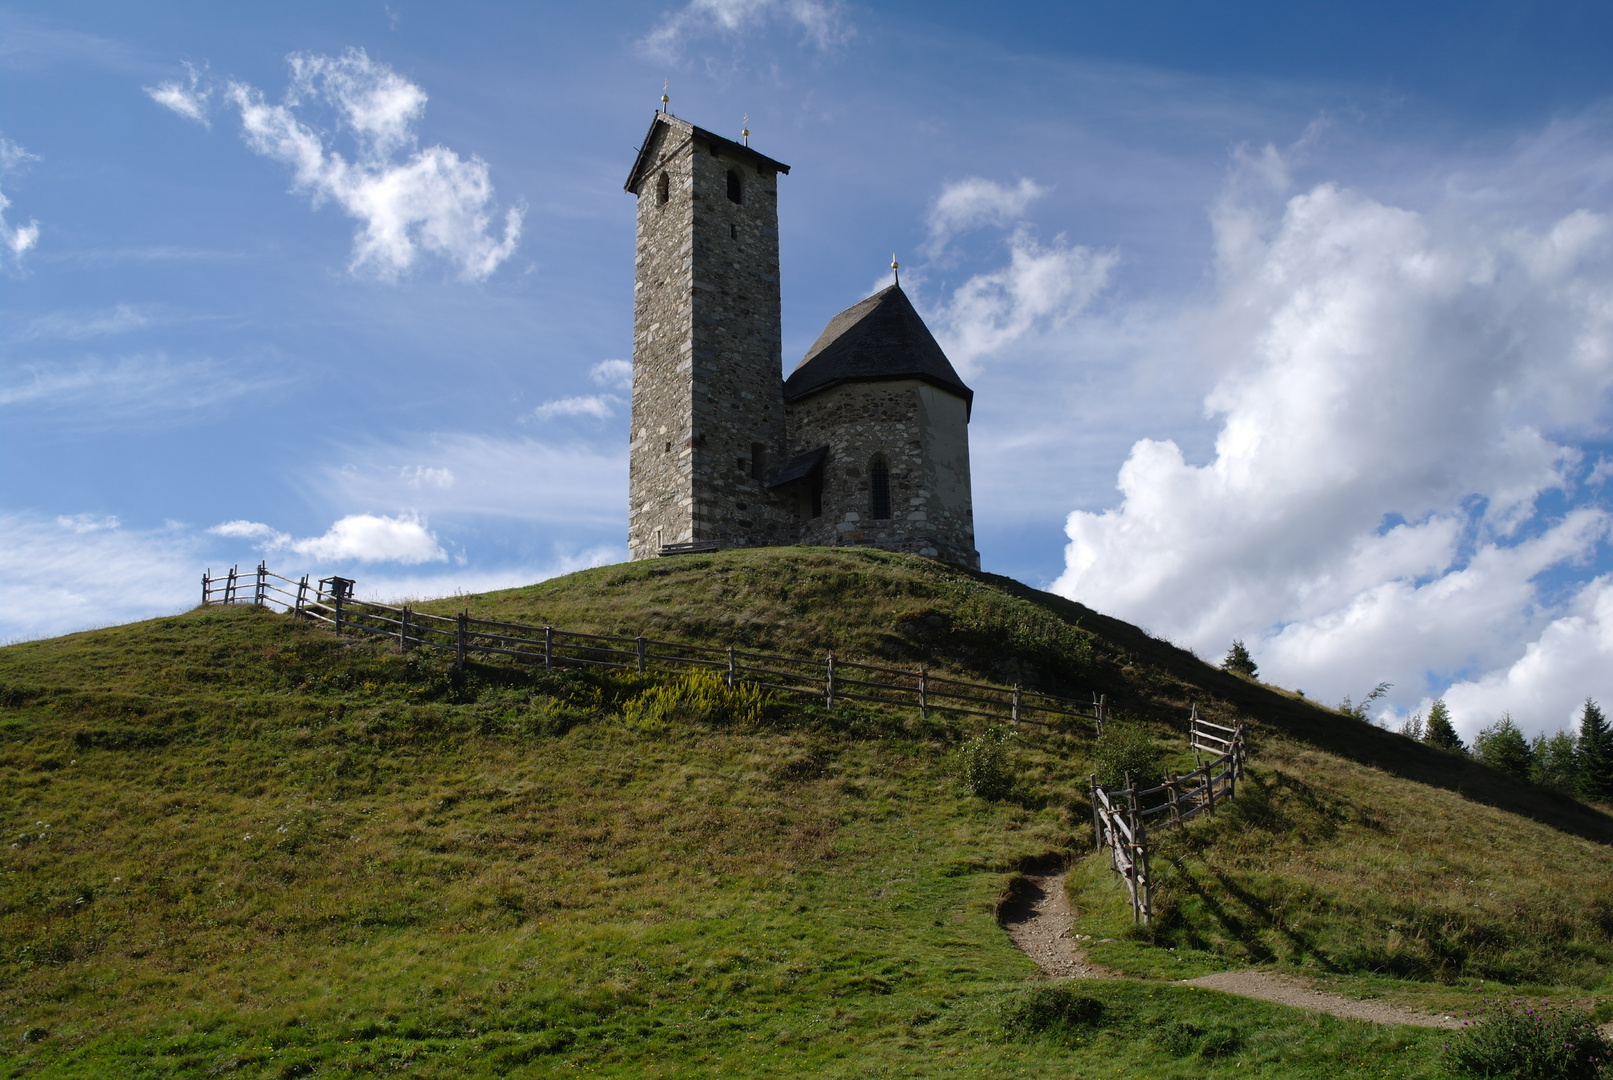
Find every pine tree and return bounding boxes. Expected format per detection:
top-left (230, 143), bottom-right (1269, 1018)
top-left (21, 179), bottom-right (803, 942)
top-left (1531, 730), bottom-right (1579, 794)
top-left (1576, 698), bottom-right (1611, 801)
top-left (1424, 698), bottom-right (1464, 752)
top-left (1474, 714), bottom-right (1533, 779)
top-left (1222, 640), bottom-right (1258, 679)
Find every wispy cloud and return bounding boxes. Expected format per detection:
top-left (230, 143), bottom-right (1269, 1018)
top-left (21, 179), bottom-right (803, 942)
top-left (209, 512), bottom-right (448, 564)
top-left (0, 352), bottom-right (284, 423)
top-left (641, 0), bottom-right (852, 60)
top-left (144, 61), bottom-right (210, 127)
top-left (590, 358), bottom-right (633, 390)
top-left (0, 135), bottom-right (40, 263)
top-left (11, 303), bottom-right (151, 342)
top-left (926, 176), bottom-right (1050, 255)
top-left (526, 394), bottom-right (620, 422)
top-left (150, 48), bottom-right (522, 282)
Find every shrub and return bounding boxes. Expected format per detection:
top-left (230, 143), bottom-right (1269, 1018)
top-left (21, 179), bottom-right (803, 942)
top-left (620, 672), bottom-right (768, 730)
top-left (1000, 984), bottom-right (1105, 1037)
top-left (1090, 721), bottom-right (1163, 790)
top-left (1443, 999), bottom-right (1610, 1079)
top-left (958, 724), bottom-right (1014, 800)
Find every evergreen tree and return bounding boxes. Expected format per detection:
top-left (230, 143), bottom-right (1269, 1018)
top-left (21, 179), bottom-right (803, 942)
top-left (1222, 640), bottom-right (1258, 679)
top-left (1531, 730), bottom-right (1579, 794)
top-left (1473, 714), bottom-right (1533, 780)
top-left (1424, 698), bottom-right (1464, 752)
top-left (1576, 698), bottom-right (1612, 801)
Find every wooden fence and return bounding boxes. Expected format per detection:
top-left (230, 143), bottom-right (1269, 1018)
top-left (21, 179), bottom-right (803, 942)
top-left (201, 564), bottom-right (1109, 731)
top-left (1089, 708), bottom-right (1248, 924)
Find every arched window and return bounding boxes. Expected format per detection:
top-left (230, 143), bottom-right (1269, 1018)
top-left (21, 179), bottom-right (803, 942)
top-left (869, 456), bottom-right (891, 520)
top-left (656, 172), bottom-right (670, 206)
top-left (726, 169), bottom-right (743, 204)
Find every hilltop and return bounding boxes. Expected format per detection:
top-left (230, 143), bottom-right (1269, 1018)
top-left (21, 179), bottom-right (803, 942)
top-left (2, 546), bottom-right (1611, 1078)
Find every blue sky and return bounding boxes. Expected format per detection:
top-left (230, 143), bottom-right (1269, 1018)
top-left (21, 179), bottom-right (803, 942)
top-left (3, 1), bottom-right (1612, 739)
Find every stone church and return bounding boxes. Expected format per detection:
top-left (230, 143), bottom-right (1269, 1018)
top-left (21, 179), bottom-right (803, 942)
top-left (623, 110), bottom-right (979, 570)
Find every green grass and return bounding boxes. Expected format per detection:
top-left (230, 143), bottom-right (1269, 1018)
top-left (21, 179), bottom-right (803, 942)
top-left (3, 547), bottom-right (1611, 1076)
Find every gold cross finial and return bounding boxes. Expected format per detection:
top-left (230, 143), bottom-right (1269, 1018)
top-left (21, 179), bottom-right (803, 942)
top-left (742, 113), bottom-right (750, 146)
top-left (891, 254), bottom-right (900, 285)
top-left (660, 79), bottom-right (669, 112)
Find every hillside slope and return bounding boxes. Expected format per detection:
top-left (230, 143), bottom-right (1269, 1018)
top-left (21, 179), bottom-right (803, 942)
top-left (2, 547), bottom-right (1610, 1078)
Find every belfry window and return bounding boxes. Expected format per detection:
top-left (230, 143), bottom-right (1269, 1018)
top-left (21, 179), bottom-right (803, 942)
top-left (726, 169), bottom-right (743, 204)
top-left (656, 171), bottom-right (670, 206)
top-left (750, 443), bottom-right (766, 482)
top-left (870, 456), bottom-right (891, 520)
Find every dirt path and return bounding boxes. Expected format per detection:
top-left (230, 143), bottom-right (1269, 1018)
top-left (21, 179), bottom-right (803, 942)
top-left (1003, 871), bottom-right (1463, 1029)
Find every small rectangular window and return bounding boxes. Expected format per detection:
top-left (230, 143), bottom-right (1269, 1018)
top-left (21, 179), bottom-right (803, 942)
top-left (750, 443), bottom-right (765, 482)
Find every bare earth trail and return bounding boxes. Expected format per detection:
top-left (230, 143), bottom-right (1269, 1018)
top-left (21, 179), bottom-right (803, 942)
top-left (1001, 871), bottom-right (1465, 1030)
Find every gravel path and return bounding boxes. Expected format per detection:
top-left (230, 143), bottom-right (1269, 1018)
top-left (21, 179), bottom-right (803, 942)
top-left (1003, 870), bottom-right (1464, 1029)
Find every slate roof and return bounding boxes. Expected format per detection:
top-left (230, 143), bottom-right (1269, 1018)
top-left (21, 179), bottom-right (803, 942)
top-left (624, 112), bottom-right (790, 194)
top-left (765, 445), bottom-right (829, 489)
top-left (783, 285), bottom-right (972, 413)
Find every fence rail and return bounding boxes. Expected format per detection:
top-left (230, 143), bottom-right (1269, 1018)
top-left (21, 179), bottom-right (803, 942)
top-left (202, 564), bottom-right (1109, 732)
top-left (1090, 707), bottom-right (1248, 924)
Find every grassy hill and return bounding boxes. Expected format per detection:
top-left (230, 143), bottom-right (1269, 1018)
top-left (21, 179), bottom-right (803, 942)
top-left (2, 546), bottom-right (1610, 1077)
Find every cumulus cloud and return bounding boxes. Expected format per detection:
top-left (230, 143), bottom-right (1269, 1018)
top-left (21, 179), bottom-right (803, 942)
top-left (153, 49), bottom-right (522, 281)
top-left (590, 358), bottom-right (633, 390)
top-left (1051, 157), bottom-right (1613, 737)
top-left (209, 512), bottom-right (448, 564)
top-left (527, 394), bottom-right (619, 422)
top-left (641, 0), bottom-right (851, 59)
top-left (926, 177), bottom-right (1049, 254)
top-left (931, 227), bottom-right (1116, 371)
top-left (0, 136), bottom-right (40, 262)
top-left (144, 61), bottom-right (210, 126)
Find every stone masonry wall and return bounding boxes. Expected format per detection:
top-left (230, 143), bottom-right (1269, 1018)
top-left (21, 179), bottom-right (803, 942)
top-left (786, 379), bottom-right (978, 568)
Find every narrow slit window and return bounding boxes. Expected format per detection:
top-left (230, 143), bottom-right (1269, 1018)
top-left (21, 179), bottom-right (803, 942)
top-left (870, 457), bottom-right (891, 520)
top-left (656, 171), bottom-right (670, 205)
top-left (726, 169), bottom-right (743, 204)
top-left (750, 443), bottom-right (765, 482)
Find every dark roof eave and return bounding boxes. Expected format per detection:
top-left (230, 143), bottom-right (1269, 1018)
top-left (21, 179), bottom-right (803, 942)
top-left (784, 371), bottom-right (974, 419)
top-left (624, 113), bottom-right (790, 193)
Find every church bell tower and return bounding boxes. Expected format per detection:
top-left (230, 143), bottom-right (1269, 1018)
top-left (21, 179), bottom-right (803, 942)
top-left (623, 110), bottom-right (792, 559)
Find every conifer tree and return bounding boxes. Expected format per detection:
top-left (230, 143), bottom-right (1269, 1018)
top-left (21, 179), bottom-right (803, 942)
top-left (1222, 640), bottom-right (1258, 679)
top-left (1531, 730), bottom-right (1579, 794)
top-left (1576, 698), bottom-right (1611, 801)
top-left (1473, 714), bottom-right (1532, 779)
top-left (1424, 698), bottom-right (1464, 752)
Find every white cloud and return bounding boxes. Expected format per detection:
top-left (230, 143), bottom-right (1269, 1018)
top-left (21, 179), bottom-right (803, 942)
top-left (527, 394), bottom-right (620, 422)
top-left (144, 61), bottom-right (210, 126)
top-left (401, 465), bottom-right (455, 490)
top-left (12, 303), bottom-right (151, 342)
top-left (930, 227), bottom-right (1116, 371)
top-left (1050, 162), bottom-right (1613, 733)
top-left (0, 136), bottom-right (40, 263)
top-left (590, 358), bottom-right (633, 390)
top-left (926, 177), bottom-right (1049, 253)
top-left (154, 48), bottom-right (521, 282)
top-left (641, 0), bottom-right (851, 59)
top-left (209, 513), bottom-right (448, 565)
top-left (0, 513), bottom-right (203, 642)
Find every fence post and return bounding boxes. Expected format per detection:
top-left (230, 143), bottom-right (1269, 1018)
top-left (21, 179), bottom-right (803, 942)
top-left (295, 574), bottom-right (309, 616)
top-left (1012, 682), bottom-right (1022, 724)
top-left (636, 636), bottom-right (647, 675)
top-left (919, 666), bottom-right (928, 719)
top-left (1127, 781), bottom-right (1147, 924)
top-left (225, 565), bottom-right (238, 604)
top-left (825, 652), bottom-right (836, 708)
top-left (1094, 693), bottom-right (1106, 735)
top-left (1090, 774), bottom-right (1102, 852)
top-left (333, 590), bottom-right (343, 636)
top-left (400, 606), bottom-right (410, 654)
top-left (1168, 773), bottom-right (1180, 825)
top-left (726, 645), bottom-right (736, 688)
top-left (1204, 763), bottom-right (1215, 814)
top-left (455, 613), bottom-right (466, 670)
top-left (544, 627), bottom-right (553, 671)
top-left (255, 562), bottom-right (266, 607)
top-left (202, 569), bottom-right (211, 606)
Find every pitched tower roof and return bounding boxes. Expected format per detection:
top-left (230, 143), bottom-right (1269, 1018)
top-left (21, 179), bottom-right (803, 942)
top-left (783, 284), bottom-right (973, 415)
top-left (624, 112), bottom-right (790, 193)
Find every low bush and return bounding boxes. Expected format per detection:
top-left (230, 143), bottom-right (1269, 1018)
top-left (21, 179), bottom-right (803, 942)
top-left (1443, 999), bottom-right (1611, 1079)
top-left (1090, 722), bottom-right (1164, 790)
top-left (1001, 984), bottom-right (1106, 1038)
top-left (958, 724), bottom-right (1014, 800)
top-left (620, 671), bottom-right (769, 730)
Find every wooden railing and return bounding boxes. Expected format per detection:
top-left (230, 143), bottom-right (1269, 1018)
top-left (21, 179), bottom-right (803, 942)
top-left (201, 564), bottom-right (1109, 731)
top-left (1090, 707), bottom-right (1248, 924)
